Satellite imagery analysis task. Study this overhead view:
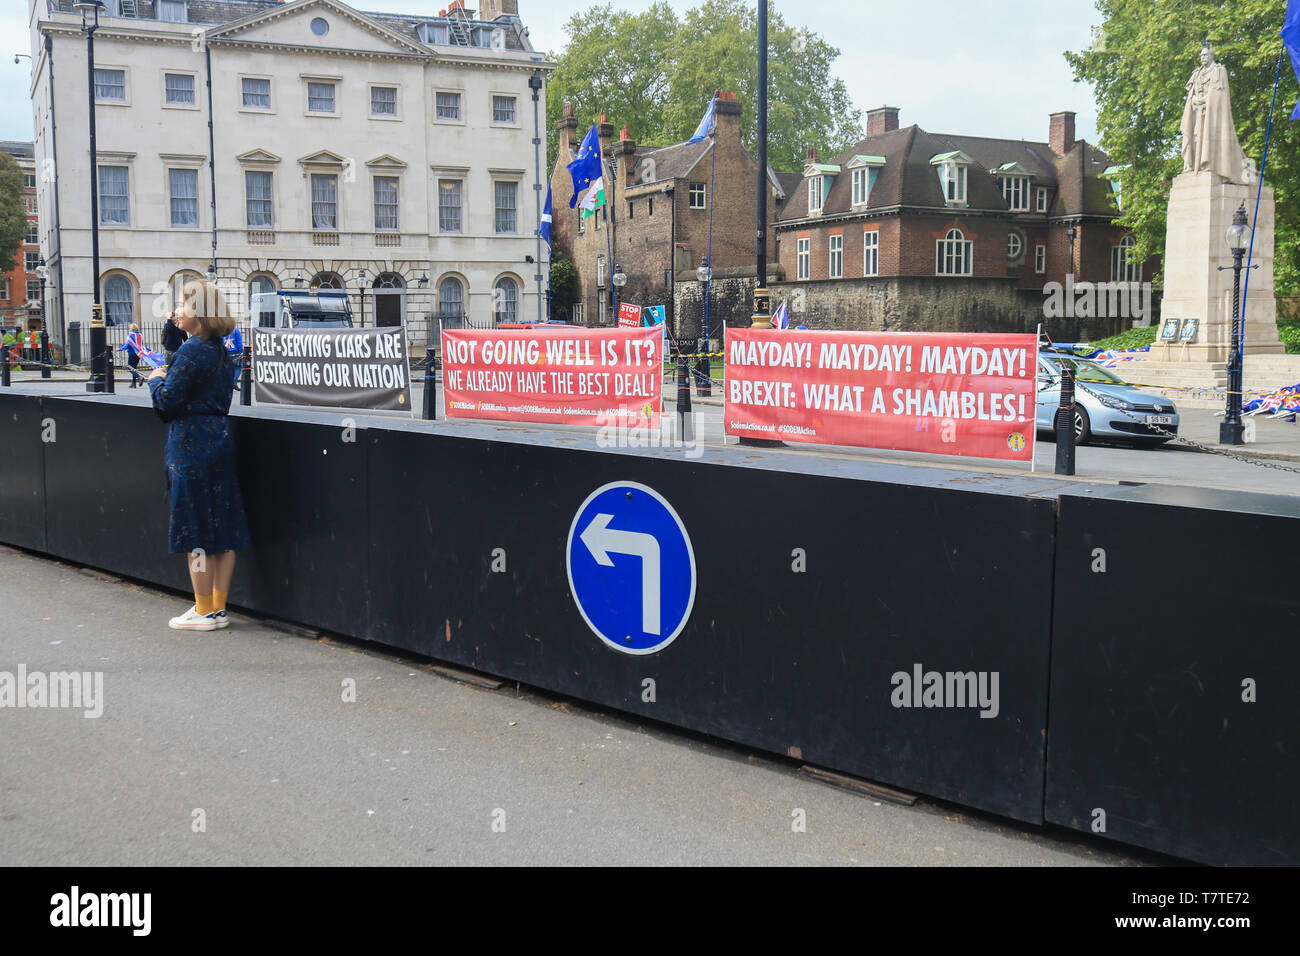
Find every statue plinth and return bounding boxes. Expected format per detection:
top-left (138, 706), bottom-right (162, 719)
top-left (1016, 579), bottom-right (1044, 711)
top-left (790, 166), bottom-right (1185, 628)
top-left (1156, 170), bottom-right (1283, 364)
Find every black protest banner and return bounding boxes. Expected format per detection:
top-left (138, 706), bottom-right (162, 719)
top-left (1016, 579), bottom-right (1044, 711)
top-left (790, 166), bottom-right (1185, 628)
top-left (252, 327), bottom-right (412, 412)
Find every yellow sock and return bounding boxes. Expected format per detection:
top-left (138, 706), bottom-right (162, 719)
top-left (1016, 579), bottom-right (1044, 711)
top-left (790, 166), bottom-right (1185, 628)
top-left (195, 593), bottom-right (214, 615)
top-left (212, 589), bottom-right (228, 613)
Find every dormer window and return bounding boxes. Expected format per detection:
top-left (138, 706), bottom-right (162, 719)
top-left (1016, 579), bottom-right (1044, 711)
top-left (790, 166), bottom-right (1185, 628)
top-left (931, 152), bottom-right (971, 206)
top-left (846, 154), bottom-right (885, 209)
top-left (803, 162), bottom-right (840, 216)
top-left (1000, 177), bottom-right (1029, 211)
top-left (1102, 165), bottom-right (1127, 211)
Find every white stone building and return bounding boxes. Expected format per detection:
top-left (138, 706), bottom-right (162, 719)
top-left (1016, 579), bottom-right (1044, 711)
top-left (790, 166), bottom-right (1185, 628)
top-left (28, 0), bottom-right (552, 350)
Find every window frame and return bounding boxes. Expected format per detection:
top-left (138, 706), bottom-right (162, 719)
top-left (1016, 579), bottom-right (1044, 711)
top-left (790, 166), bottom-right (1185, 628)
top-left (102, 272), bottom-right (137, 326)
top-left (244, 169), bottom-right (274, 229)
top-left (25, 250), bottom-right (40, 272)
top-left (493, 179), bottom-right (519, 234)
top-left (494, 276), bottom-right (519, 324)
top-left (807, 175), bottom-right (824, 214)
top-left (1007, 232), bottom-right (1023, 261)
top-left (162, 70), bottom-right (198, 110)
top-left (157, 0), bottom-right (188, 23)
top-left (1111, 236), bottom-right (1141, 283)
top-left (93, 67), bottom-right (128, 105)
top-left (240, 75), bottom-right (273, 113)
top-left (999, 176), bottom-right (1029, 212)
top-left (1036, 187), bottom-right (1048, 213)
top-left (490, 93), bottom-right (519, 126)
top-left (309, 172), bottom-right (340, 231)
top-left (688, 182), bottom-right (706, 210)
top-left (305, 78), bottom-right (339, 116)
top-left (167, 166), bottom-right (200, 228)
top-left (97, 164), bottom-right (131, 226)
top-left (935, 227), bottom-right (973, 276)
top-left (863, 229), bottom-right (879, 277)
top-left (828, 233), bottom-right (843, 279)
top-left (796, 237), bottom-right (810, 281)
top-left (437, 177), bottom-right (464, 234)
top-left (434, 90), bottom-right (464, 124)
top-left (369, 84), bottom-right (399, 120)
top-left (373, 175), bottom-right (399, 232)
top-left (937, 162), bottom-right (967, 205)
top-left (1034, 243), bottom-right (1047, 274)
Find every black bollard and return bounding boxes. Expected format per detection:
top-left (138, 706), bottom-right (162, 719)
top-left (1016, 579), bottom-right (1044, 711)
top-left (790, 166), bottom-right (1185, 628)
top-left (1054, 367), bottom-right (1076, 476)
top-left (422, 347), bottom-right (438, 420)
top-left (104, 347), bottom-right (115, 393)
top-left (39, 330), bottom-right (50, 380)
top-left (694, 353), bottom-right (712, 398)
top-left (240, 348), bottom-right (252, 406)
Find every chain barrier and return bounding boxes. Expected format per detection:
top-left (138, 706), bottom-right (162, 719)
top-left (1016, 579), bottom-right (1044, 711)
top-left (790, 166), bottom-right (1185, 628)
top-left (1073, 379), bottom-right (1300, 474)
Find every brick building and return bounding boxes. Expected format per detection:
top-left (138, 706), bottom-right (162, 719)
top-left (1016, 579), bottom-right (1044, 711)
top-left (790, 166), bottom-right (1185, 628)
top-left (0, 141), bottom-right (42, 334)
top-left (773, 108), bottom-right (1148, 333)
top-left (550, 93), bottom-right (787, 338)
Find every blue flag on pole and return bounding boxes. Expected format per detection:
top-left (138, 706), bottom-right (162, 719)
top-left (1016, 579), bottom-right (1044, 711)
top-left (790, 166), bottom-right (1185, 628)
top-left (687, 94), bottom-right (717, 144)
top-left (567, 123), bottom-right (603, 208)
top-left (1283, 0), bottom-right (1300, 118)
top-left (540, 183), bottom-right (553, 249)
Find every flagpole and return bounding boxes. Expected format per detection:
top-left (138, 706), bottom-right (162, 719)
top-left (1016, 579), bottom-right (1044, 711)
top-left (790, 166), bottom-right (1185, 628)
top-left (530, 70), bottom-right (544, 323)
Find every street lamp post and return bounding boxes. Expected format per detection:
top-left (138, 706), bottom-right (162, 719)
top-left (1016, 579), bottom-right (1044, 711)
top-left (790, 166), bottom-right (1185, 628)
top-left (695, 255), bottom-right (712, 396)
top-left (529, 70), bottom-right (544, 324)
top-left (356, 269), bottom-right (367, 328)
top-left (611, 262), bottom-right (627, 319)
top-left (75, 0), bottom-right (108, 393)
top-left (36, 258), bottom-right (50, 379)
top-left (1220, 203), bottom-right (1249, 446)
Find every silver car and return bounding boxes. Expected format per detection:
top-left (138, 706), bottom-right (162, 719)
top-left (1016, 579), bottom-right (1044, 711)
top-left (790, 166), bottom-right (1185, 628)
top-left (1035, 354), bottom-right (1179, 444)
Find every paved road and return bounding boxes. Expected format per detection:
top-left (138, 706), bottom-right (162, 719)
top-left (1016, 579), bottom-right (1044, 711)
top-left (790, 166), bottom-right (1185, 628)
top-left (0, 545), bottom-right (1158, 866)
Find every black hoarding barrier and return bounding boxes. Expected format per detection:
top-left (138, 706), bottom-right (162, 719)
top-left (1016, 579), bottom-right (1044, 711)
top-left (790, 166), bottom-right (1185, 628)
top-left (1, 387), bottom-right (1297, 863)
top-left (1046, 486), bottom-right (1300, 866)
top-left (0, 393), bottom-right (48, 553)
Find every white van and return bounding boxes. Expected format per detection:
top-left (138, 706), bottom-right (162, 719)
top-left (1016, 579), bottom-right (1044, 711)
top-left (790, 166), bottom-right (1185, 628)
top-left (250, 290), bottom-right (354, 329)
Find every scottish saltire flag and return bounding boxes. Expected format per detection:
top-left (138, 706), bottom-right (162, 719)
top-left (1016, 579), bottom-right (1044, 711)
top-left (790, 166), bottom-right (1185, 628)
top-left (1283, 1), bottom-right (1300, 119)
top-left (579, 175), bottom-right (606, 218)
top-left (770, 298), bottom-right (789, 329)
top-left (567, 123), bottom-right (603, 208)
top-left (539, 183), bottom-right (553, 249)
top-left (687, 94), bottom-right (717, 144)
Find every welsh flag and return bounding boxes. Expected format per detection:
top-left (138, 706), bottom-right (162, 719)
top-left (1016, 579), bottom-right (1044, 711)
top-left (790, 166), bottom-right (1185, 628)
top-left (579, 175), bottom-right (606, 218)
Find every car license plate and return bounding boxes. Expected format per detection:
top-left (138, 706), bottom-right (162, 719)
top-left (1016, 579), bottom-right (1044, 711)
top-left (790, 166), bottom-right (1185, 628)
top-left (1146, 415), bottom-right (1173, 425)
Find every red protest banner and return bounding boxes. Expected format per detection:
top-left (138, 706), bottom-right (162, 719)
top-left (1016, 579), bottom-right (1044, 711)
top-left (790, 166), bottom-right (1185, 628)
top-left (724, 329), bottom-right (1038, 461)
top-left (441, 326), bottom-right (663, 428)
top-left (618, 303), bottom-right (642, 328)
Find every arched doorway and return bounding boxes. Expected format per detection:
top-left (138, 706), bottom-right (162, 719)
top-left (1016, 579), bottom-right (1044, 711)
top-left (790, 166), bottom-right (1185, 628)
top-left (372, 272), bottom-right (405, 327)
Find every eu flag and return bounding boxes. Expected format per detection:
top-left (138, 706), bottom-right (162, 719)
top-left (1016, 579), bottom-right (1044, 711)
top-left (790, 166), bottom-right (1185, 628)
top-left (567, 123), bottom-right (603, 208)
top-left (1284, 0), bottom-right (1300, 119)
top-left (687, 95), bottom-right (717, 144)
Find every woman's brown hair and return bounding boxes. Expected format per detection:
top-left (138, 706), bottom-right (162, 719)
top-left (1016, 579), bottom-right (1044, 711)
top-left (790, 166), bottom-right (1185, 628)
top-left (178, 279), bottom-right (237, 340)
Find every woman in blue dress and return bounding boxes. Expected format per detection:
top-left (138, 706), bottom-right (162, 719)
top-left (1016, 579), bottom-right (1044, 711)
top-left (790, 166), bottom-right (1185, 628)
top-left (147, 279), bottom-right (252, 630)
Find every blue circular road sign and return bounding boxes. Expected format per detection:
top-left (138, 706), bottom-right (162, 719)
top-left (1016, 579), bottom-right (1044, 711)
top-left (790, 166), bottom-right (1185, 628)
top-left (566, 482), bottom-right (696, 655)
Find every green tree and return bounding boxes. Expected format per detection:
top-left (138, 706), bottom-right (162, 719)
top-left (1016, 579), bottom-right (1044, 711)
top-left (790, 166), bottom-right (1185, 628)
top-left (549, 248), bottom-right (579, 320)
top-left (545, 1), bottom-right (862, 173)
top-left (1067, 0), bottom-right (1300, 291)
top-left (0, 152), bottom-right (26, 276)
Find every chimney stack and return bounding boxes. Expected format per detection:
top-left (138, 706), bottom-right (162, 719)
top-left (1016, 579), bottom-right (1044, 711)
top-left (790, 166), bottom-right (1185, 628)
top-left (866, 106), bottom-right (899, 136)
top-left (1049, 111), bottom-right (1076, 157)
top-left (806, 147), bottom-right (818, 164)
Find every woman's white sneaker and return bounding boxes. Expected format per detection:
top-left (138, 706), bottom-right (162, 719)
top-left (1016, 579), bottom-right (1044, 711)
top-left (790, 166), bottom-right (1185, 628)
top-left (169, 606), bottom-right (224, 630)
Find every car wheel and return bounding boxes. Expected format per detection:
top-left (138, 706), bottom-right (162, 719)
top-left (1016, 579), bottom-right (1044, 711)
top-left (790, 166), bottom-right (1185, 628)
top-left (1072, 407), bottom-right (1091, 445)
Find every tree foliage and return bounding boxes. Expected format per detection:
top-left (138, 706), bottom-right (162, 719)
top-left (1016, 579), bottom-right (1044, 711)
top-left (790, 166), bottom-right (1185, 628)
top-left (549, 248), bottom-right (579, 319)
top-left (545, 0), bottom-right (862, 173)
top-left (1067, 0), bottom-right (1300, 292)
top-left (0, 152), bottom-right (25, 277)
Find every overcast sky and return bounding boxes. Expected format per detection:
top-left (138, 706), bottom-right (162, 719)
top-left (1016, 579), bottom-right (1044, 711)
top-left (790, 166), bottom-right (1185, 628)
top-left (1, 0), bottom-right (1106, 145)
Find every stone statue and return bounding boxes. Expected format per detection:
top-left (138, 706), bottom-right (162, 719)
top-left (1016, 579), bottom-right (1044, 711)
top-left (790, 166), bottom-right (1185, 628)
top-left (1181, 44), bottom-right (1253, 183)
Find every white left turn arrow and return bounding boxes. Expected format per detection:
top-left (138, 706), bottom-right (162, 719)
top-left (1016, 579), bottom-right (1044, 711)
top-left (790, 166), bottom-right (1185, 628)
top-left (579, 512), bottom-right (661, 635)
